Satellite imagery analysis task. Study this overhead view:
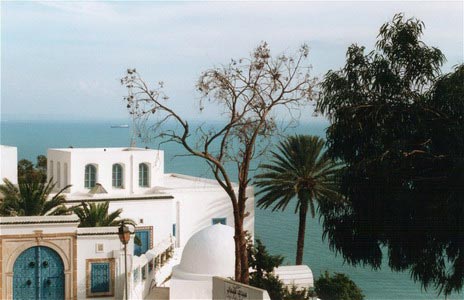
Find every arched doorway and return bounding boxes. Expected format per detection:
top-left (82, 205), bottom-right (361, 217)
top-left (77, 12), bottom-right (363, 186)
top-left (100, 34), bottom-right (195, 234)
top-left (13, 246), bottom-right (65, 300)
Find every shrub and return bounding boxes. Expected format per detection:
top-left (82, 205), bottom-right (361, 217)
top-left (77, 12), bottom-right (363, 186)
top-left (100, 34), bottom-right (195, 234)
top-left (314, 271), bottom-right (364, 300)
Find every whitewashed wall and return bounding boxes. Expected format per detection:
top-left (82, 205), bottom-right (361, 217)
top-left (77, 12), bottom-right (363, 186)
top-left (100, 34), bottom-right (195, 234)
top-left (110, 198), bottom-right (174, 246)
top-left (76, 227), bottom-right (135, 300)
top-left (168, 182), bottom-right (255, 248)
top-left (0, 145), bottom-right (18, 185)
top-left (47, 148), bottom-right (164, 195)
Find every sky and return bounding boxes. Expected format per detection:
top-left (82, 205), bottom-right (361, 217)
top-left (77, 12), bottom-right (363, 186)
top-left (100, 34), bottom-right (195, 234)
top-left (1, 0), bottom-right (463, 122)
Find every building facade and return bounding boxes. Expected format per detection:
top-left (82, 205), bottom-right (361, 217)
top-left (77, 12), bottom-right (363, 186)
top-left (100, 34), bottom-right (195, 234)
top-left (0, 146), bottom-right (255, 299)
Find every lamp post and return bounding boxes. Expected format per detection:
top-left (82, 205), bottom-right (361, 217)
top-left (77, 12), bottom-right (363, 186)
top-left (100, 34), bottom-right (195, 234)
top-left (118, 222), bottom-right (131, 300)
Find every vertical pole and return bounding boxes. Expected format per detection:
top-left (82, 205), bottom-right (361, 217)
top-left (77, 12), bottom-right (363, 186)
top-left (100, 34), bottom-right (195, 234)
top-left (124, 244), bottom-right (128, 300)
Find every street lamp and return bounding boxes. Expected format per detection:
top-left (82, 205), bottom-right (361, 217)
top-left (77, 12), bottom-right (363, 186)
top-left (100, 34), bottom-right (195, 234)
top-left (118, 222), bottom-right (131, 300)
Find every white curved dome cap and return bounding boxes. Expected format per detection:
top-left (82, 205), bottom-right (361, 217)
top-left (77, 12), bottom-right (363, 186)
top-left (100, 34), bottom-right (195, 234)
top-left (177, 224), bottom-right (235, 277)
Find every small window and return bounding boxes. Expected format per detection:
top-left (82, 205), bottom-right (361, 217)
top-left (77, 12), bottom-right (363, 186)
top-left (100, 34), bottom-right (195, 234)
top-left (85, 164), bottom-right (97, 188)
top-left (142, 264), bottom-right (147, 280)
top-left (138, 163), bottom-right (149, 187)
top-left (148, 260), bottom-right (154, 273)
top-left (154, 257), bottom-right (158, 269)
top-left (112, 164), bottom-right (124, 188)
top-left (172, 224), bottom-right (176, 237)
top-left (212, 218), bottom-right (227, 225)
top-left (63, 163), bottom-right (68, 187)
top-left (95, 243), bottom-right (104, 253)
top-left (50, 161), bottom-right (54, 180)
top-left (134, 227), bottom-right (153, 256)
top-left (86, 259), bottom-right (115, 297)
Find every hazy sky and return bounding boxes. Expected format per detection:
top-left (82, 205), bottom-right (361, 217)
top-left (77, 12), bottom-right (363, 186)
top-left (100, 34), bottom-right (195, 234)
top-left (1, 1), bottom-right (463, 122)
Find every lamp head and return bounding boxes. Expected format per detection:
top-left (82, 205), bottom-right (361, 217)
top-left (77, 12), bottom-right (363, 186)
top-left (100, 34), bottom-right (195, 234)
top-left (118, 223), bottom-right (131, 245)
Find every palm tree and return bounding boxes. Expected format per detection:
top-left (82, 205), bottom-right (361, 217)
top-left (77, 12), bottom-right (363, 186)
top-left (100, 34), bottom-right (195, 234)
top-left (72, 201), bottom-right (134, 227)
top-left (255, 135), bottom-right (341, 265)
top-left (0, 178), bottom-right (70, 216)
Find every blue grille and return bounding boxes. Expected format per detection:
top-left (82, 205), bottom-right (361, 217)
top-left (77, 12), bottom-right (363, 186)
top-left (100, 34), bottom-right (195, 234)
top-left (90, 262), bottom-right (110, 293)
top-left (134, 229), bottom-right (151, 256)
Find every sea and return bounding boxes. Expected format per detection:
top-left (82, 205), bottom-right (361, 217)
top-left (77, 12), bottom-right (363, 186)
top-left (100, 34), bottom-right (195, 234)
top-left (0, 119), bottom-right (460, 300)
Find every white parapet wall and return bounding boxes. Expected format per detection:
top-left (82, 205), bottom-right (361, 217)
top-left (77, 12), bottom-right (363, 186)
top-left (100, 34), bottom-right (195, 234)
top-left (47, 147), bottom-right (164, 195)
top-left (0, 145), bottom-right (18, 185)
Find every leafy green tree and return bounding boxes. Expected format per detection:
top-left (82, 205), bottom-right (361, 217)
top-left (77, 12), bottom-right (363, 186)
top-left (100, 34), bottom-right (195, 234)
top-left (249, 239), bottom-right (284, 278)
top-left (36, 155), bottom-right (47, 176)
top-left (248, 239), bottom-right (285, 300)
top-left (283, 285), bottom-right (315, 300)
top-left (0, 178), bottom-right (69, 216)
top-left (17, 155), bottom-right (47, 182)
top-left (72, 201), bottom-right (134, 227)
top-left (255, 135), bottom-right (341, 265)
top-left (314, 271), bottom-right (364, 300)
top-left (17, 159), bottom-right (34, 180)
top-left (317, 13), bottom-right (464, 295)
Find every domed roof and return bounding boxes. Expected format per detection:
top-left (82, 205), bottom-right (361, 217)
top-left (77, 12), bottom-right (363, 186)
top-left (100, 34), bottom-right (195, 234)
top-left (176, 224), bottom-right (235, 277)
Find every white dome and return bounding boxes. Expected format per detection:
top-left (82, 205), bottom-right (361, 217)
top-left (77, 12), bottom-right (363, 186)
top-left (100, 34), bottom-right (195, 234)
top-left (176, 224), bottom-right (235, 277)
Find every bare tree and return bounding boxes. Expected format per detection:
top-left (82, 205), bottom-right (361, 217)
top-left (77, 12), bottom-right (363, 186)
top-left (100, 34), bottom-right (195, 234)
top-left (121, 42), bottom-right (315, 283)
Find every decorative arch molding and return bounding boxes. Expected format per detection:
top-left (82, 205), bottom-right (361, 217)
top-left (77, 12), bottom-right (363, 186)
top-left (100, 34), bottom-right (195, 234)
top-left (1, 232), bottom-right (77, 300)
top-left (5, 240), bottom-right (70, 273)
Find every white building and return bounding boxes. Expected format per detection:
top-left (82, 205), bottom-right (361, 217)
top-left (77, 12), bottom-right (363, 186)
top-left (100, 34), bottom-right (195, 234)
top-left (0, 146), bottom-right (256, 300)
top-left (0, 145), bottom-right (311, 299)
top-left (47, 147), bottom-right (254, 249)
top-left (0, 145), bottom-right (18, 185)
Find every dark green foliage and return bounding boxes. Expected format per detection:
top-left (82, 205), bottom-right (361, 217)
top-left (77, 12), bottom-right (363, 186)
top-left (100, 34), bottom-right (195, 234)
top-left (36, 155), bottom-right (47, 175)
top-left (248, 239), bottom-right (285, 300)
top-left (317, 13), bottom-right (464, 295)
top-left (18, 155), bottom-right (47, 182)
top-left (0, 178), bottom-right (69, 216)
top-left (249, 274), bottom-right (285, 300)
top-left (255, 135), bottom-right (341, 264)
top-left (283, 285), bottom-right (315, 300)
top-left (72, 201), bottom-right (134, 227)
top-left (248, 239), bottom-right (284, 277)
top-left (314, 271), bottom-right (364, 300)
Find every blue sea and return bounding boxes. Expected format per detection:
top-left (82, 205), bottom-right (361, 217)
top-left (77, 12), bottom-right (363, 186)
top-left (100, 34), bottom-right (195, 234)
top-left (0, 120), bottom-right (459, 300)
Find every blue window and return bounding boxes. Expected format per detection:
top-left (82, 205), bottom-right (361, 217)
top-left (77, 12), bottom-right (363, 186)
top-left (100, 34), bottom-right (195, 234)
top-left (85, 164), bottom-right (97, 188)
top-left (134, 228), bottom-right (152, 256)
top-left (112, 164), bottom-right (123, 188)
top-left (86, 259), bottom-right (114, 297)
top-left (212, 218), bottom-right (227, 225)
top-left (139, 163), bottom-right (149, 187)
top-left (172, 224), bottom-right (176, 237)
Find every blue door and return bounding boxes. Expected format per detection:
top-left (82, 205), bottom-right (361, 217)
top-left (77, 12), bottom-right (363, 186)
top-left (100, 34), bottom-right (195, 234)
top-left (13, 246), bottom-right (65, 300)
top-left (134, 229), bottom-right (151, 256)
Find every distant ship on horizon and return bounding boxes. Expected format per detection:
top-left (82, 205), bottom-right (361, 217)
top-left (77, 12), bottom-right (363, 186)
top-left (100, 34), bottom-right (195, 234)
top-left (110, 124), bottom-right (129, 128)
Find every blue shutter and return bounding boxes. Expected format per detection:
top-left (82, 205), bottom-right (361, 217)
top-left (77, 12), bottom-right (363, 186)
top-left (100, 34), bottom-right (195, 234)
top-left (134, 230), bottom-right (151, 256)
top-left (90, 263), bottom-right (110, 293)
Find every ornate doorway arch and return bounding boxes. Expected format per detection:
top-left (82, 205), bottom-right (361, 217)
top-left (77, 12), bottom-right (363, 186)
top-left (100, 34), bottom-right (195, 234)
top-left (13, 246), bottom-right (65, 300)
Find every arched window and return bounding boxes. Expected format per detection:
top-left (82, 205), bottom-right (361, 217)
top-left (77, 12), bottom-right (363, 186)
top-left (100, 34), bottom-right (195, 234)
top-left (57, 162), bottom-right (61, 188)
top-left (49, 160), bottom-right (54, 180)
top-left (112, 164), bottom-right (124, 188)
top-left (85, 164), bottom-right (97, 188)
top-left (64, 163), bottom-right (68, 187)
top-left (139, 163), bottom-right (149, 187)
